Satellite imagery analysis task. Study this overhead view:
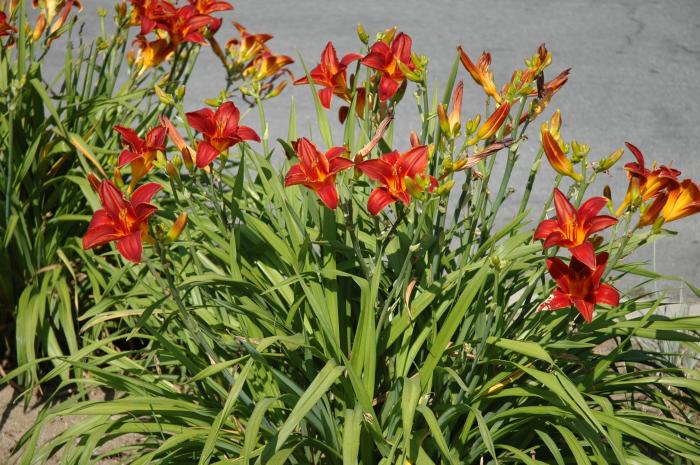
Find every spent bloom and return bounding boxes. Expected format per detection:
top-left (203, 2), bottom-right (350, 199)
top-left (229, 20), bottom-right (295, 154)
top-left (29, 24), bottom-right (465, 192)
top-left (535, 188), bottom-right (617, 270)
top-left (361, 31), bottom-right (417, 102)
top-left (294, 41), bottom-right (363, 109)
top-left (82, 179), bottom-right (161, 264)
top-left (114, 124), bottom-right (167, 191)
top-left (186, 101), bottom-right (260, 168)
top-left (538, 252), bottom-right (619, 323)
top-left (358, 145), bottom-right (436, 215)
top-left (284, 138), bottom-right (353, 210)
top-left (438, 81), bottom-right (464, 139)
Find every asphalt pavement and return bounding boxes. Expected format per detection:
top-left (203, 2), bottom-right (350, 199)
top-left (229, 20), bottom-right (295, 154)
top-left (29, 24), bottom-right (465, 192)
top-left (44, 0), bottom-right (700, 299)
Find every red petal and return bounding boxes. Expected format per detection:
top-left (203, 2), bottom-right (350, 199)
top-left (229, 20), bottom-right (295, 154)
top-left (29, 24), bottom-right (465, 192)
top-left (584, 215), bottom-right (618, 235)
top-left (131, 182), bottom-right (162, 206)
top-left (534, 219), bottom-right (559, 240)
top-left (595, 283), bottom-right (619, 308)
top-left (340, 53), bottom-right (363, 67)
top-left (285, 164), bottom-right (307, 186)
top-left (118, 149), bottom-right (143, 167)
top-left (542, 232), bottom-right (569, 249)
top-left (116, 231), bottom-right (144, 263)
top-left (625, 142), bottom-right (646, 172)
top-left (329, 157), bottom-right (353, 174)
top-left (358, 158), bottom-right (393, 183)
top-left (320, 41), bottom-right (340, 73)
top-left (545, 257), bottom-right (570, 290)
top-left (236, 126), bottom-right (260, 142)
top-left (578, 196), bottom-right (608, 220)
top-left (217, 101), bottom-right (241, 135)
top-left (572, 298), bottom-right (595, 323)
top-left (378, 76), bottom-right (400, 102)
top-left (400, 146), bottom-right (429, 179)
top-left (326, 146), bottom-right (348, 160)
top-left (146, 125), bottom-right (168, 149)
top-left (318, 87), bottom-right (333, 109)
top-left (316, 182), bottom-right (339, 210)
top-left (186, 108), bottom-right (216, 136)
top-left (553, 188), bottom-right (576, 225)
top-left (114, 125), bottom-right (143, 149)
top-left (570, 242), bottom-right (596, 270)
top-left (392, 32), bottom-right (412, 63)
top-left (99, 180), bottom-right (128, 218)
top-left (195, 141), bottom-right (221, 168)
top-left (367, 188), bottom-right (396, 215)
top-left (592, 252), bottom-right (609, 285)
top-left (537, 289), bottom-right (572, 312)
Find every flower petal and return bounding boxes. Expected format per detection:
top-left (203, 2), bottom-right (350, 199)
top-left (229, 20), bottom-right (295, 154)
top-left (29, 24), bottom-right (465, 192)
top-left (400, 145), bottom-right (429, 179)
top-left (358, 158), bottom-right (393, 182)
top-left (578, 196), bottom-right (608, 220)
top-left (595, 283), bottom-right (619, 308)
top-left (236, 125), bottom-right (261, 142)
top-left (584, 215), bottom-right (618, 235)
top-left (570, 241), bottom-right (596, 270)
top-left (316, 182), bottom-right (339, 210)
top-left (537, 289), bottom-right (572, 312)
top-left (378, 76), bottom-right (400, 102)
top-left (186, 108), bottom-right (216, 135)
top-left (572, 298), bottom-right (595, 323)
top-left (553, 188), bottom-right (576, 225)
top-left (195, 141), bottom-right (221, 168)
top-left (131, 182), bottom-right (162, 206)
top-left (318, 87), bottom-right (334, 109)
top-left (116, 230), bottom-right (144, 264)
top-left (367, 188), bottom-right (396, 215)
top-left (534, 219), bottom-right (559, 240)
top-left (285, 164), bottom-right (307, 186)
top-left (99, 180), bottom-right (128, 218)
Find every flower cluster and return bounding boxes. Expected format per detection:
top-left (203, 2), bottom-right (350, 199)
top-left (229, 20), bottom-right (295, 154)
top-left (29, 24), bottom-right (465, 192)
top-left (221, 22), bottom-right (294, 100)
top-left (128, 0), bottom-right (232, 72)
top-left (30, 0), bottom-right (82, 43)
top-left (84, 99), bottom-right (258, 263)
top-left (616, 143), bottom-right (699, 228)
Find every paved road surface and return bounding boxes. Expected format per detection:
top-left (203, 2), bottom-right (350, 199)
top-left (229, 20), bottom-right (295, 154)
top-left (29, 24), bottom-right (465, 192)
top-left (44, 0), bottom-right (700, 299)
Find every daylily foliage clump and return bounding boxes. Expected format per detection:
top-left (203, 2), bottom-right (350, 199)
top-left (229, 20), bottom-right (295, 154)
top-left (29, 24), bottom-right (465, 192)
top-left (3, 4), bottom-right (700, 465)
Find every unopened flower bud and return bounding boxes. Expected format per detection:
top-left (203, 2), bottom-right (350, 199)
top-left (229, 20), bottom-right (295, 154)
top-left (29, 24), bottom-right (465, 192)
top-left (155, 85), bottom-right (175, 105)
top-left (87, 172), bottom-right (101, 192)
top-left (265, 80), bottom-right (287, 99)
top-left (32, 13), bottom-right (47, 41)
top-left (437, 179), bottom-right (455, 196)
top-left (596, 146), bottom-right (624, 172)
top-left (357, 23), bottom-right (369, 44)
top-left (409, 130), bottom-right (420, 148)
top-left (113, 168), bottom-right (125, 188)
top-left (166, 213), bottom-right (188, 242)
top-left (165, 162), bottom-right (180, 181)
top-left (466, 114), bottom-right (481, 135)
top-left (175, 85), bottom-right (186, 101)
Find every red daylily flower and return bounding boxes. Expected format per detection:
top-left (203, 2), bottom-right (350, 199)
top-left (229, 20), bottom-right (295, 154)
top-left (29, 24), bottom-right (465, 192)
top-left (361, 32), bottom-right (416, 102)
top-left (0, 11), bottom-right (17, 38)
top-left (130, 0), bottom-right (175, 35)
top-left (133, 36), bottom-right (176, 72)
top-left (284, 138), bottom-right (353, 210)
top-left (616, 142), bottom-right (681, 216)
top-left (226, 22), bottom-right (272, 64)
top-left (294, 41), bottom-right (363, 109)
top-left (164, 5), bottom-right (217, 46)
top-left (358, 145), bottom-right (436, 215)
top-left (82, 180), bottom-right (161, 264)
top-left (188, 0), bottom-right (232, 15)
top-left (186, 101), bottom-right (260, 168)
top-left (114, 124), bottom-right (167, 190)
top-left (539, 252), bottom-right (619, 323)
top-left (534, 188), bottom-right (617, 269)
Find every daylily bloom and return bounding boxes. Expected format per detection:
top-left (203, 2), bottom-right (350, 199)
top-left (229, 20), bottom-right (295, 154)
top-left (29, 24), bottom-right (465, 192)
top-left (32, 0), bottom-right (82, 36)
top-left (134, 36), bottom-right (175, 73)
top-left (188, 0), bottom-right (232, 15)
top-left (226, 22), bottom-right (272, 65)
top-left (361, 32), bottom-right (416, 102)
top-left (0, 11), bottom-right (16, 38)
top-left (438, 81), bottom-right (464, 139)
top-left (534, 188), bottom-right (617, 269)
top-left (114, 124), bottom-right (167, 190)
top-left (83, 179), bottom-right (161, 264)
top-left (244, 50), bottom-right (294, 82)
top-left (658, 179), bottom-right (700, 223)
top-left (284, 138), bottom-right (353, 210)
top-left (294, 41), bottom-right (363, 109)
top-left (164, 5), bottom-right (217, 46)
top-left (538, 252), bottom-right (619, 323)
top-left (130, 0), bottom-right (175, 35)
top-left (357, 145), bottom-right (436, 215)
top-left (186, 101), bottom-right (260, 168)
top-left (541, 124), bottom-right (582, 182)
top-left (468, 101), bottom-right (511, 145)
top-left (457, 46), bottom-right (501, 103)
top-left (615, 142), bottom-right (681, 215)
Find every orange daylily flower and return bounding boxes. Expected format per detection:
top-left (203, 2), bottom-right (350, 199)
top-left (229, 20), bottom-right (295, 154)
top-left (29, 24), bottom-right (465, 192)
top-left (539, 252), bottom-right (619, 323)
top-left (32, 0), bottom-right (82, 36)
top-left (164, 4), bottom-right (218, 46)
top-left (535, 188), bottom-right (617, 269)
top-left (541, 124), bottom-right (581, 182)
top-left (659, 179), bottom-right (700, 223)
top-left (130, 0), bottom-right (175, 35)
top-left (438, 81), bottom-right (464, 139)
top-left (83, 179), bottom-right (161, 264)
top-left (294, 41), bottom-right (363, 109)
top-left (226, 22), bottom-right (272, 65)
top-left (244, 50), bottom-right (294, 82)
top-left (357, 145), bottom-right (436, 215)
top-left (457, 46), bottom-right (501, 103)
top-left (186, 101), bottom-right (260, 168)
top-left (284, 138), bottom-right (353, 210)
top-left (615, 142), bottom-right (681, 216)
top-left (361, 32), bottom-right (416, 102)
top-left (114, 124), bottom-right (167, 191)
top-left (134, 36), bottom-right (175, 72)
top-left (188, 0), bottom-right (232, 15)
